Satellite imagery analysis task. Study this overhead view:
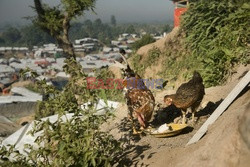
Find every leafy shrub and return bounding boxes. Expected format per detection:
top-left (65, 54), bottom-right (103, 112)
top-left (0, 58), bottom-right (124, 166)
top-left (130, 54), bottom-right (145, 77)
top-left (182, 0), bottom-right (250, 86)
top-left (130, 1), bottom-right (249, 88)
top-left (0, 111), bottom-right (122, 166)
top-left (145, 47), bottom-right (161, 67)
top-left (158, 48), bottom-right (202, 84)
top-left (95, 68), bottom-right (124, 102)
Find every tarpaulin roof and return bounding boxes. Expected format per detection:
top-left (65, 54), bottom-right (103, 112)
top-left (1, 99), bottom-right (119, 160)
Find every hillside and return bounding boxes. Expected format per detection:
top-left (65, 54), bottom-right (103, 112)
top-left (128, 26), bottom-right (200, 89)
top-left (106, 1), bottom-right (250, 165)
top-left (0, 0), bottom-right (249, 166)
top-left (142, 27), bottom-right (188, 82)
top-left (103, 64), bottom-right (250, 167)
top-left (127, 0), bottom-right (249, 88)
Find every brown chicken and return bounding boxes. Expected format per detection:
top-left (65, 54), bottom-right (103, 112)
top-left (164, 71), bottom-right (205, 124)
top-left (113, 49), bottom-right (155, 134)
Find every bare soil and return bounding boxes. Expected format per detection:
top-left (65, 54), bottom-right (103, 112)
top-left (102, 65), bottom-right (250, 167)
top-left (137, 28), bottom-right (180, 58)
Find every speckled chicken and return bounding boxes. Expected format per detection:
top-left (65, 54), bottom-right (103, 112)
top-left (113, 49), bottom-right (155, 134)
top-left (164, 71), bottom-right (205, 124)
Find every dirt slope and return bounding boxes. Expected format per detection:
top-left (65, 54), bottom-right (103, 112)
top-left (149, 84), bottom-right (250, 167)
top-left (102, 65), bottom-right (250, 166)
top-left (137, 27), bottom-right (180, 57)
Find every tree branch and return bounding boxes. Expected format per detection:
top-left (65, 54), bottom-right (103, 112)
top-left (34, 0), bottom-right (45, 19)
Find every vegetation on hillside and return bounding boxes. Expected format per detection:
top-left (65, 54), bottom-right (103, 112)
top-left (132, 34), bottom-right (156, 51)
top-left (182, 0), bottom-right (250, 86)
top-left (1, 0), bottom-right (249, 165)
top-left (131, 47), bottom-right (161, 77)
top-left (130, 0), bottom-right (249, 87)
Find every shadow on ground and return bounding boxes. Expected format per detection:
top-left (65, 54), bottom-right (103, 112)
top-left (116, 144), bottom-right (153, 167)
top-left (114, 94), bottom-right (244, 166)
top-left (116, 117), bottom-right (155, 166)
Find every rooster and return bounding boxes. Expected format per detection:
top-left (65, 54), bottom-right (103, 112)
top-left (113, 49), bottom-right (155, 134)
top-left (164, 71), bottom-right (205, 124)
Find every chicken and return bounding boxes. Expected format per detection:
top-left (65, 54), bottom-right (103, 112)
top-left (124, 78), bottom-right (155, 134)
top-left (164, 71), bottom-right (205, 124)
top-left (113, 49), bottom-right (155, 134)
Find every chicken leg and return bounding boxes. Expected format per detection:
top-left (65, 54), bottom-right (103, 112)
top-left (132, 120), bottom-right (142, 134)
top-left (191, 112), bottom-right (195, 123)
top-left (191, 106), bottom-right (198, 123)
top-left (128, 111), bottom-right (142, 135)
top-left (181, 110), bottom-right (187, 124)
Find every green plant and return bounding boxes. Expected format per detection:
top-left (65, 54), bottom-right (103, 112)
top-left (158, 48), bottom-right (202, 83)
top-left (130, 54), bottom-right (146, 77)
top-left (130, 48), bottom-right (161, 78)
top-left (182, 0), bottom-right (250, 87)
top-left (95, 68), bottom-right (124, 102)
top-left (0, 1), bottom-right (125, 166)
top-left (1, 58), bottom-right (124, 167)
top-left (0, 112), bottom-right (122, 167)
top-left (145, 47), bottom-right (161, 67)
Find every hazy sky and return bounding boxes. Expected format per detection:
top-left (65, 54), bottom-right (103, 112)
top-left (0, 0), bottom-right (175, 25)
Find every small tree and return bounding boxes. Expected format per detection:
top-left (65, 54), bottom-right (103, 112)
top-left (0, 1), bottom-right (125, 166)
top-left (33, 0), bottom-right (96, 59)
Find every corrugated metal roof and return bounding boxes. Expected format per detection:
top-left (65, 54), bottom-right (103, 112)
top-left (56, 58), bottom-right (66, 65)
top-left (0, 78), bottom-right (11, 85)
top-left (11, 87), bottom-right (42, 99)
top-left (0, 65), bottom-right (15, 73)
top-left (56, 72), bottom-right (70, 78)
top-left (9, 62), bottom-right (26, 70)
top-left (0, 87), bottom-right (42, 104)
top-left (50, 63), bottom-right (63, 71)
top-left (0, 59), bottom-right (8, 64)
top-left (80, 60), bottom-right (113, 69)
top-left (1, 99), bottom-right (119, 160)
top-left (0, 96), bottom-right (41, 104)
